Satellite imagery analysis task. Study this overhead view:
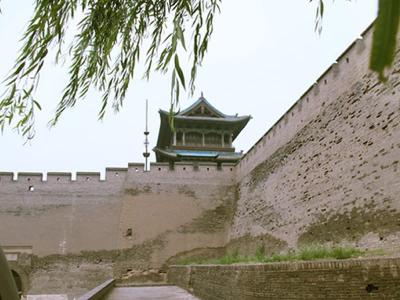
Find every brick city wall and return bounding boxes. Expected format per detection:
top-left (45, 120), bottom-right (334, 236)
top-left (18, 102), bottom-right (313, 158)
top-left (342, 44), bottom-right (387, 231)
top-left (2, 22), bottom-right (400, 298)
top-left (168, 258), bottom-right (400, 300)
top-left (228, 24), bottom-right (400, 255)
top-left (0, 162), bottom-right (236, 298)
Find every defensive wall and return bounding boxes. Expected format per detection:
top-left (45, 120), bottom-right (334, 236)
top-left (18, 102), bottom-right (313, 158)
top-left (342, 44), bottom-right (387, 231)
top-left (0, 162), bottom-right (237, 298)
top-left (229, 23), bottom-right (400, 255)
top-left (168, 258), bottom-right (400, 299)
top-left (1, 22), bottom-right (400, 298)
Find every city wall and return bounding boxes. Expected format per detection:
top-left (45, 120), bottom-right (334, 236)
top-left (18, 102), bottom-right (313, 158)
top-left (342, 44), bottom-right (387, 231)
top-left (168, 258), bottom-right (400, 299)
top-left (1, 22), bottom-right (400, 298)
top-left (228, 24), bottom-right (400, 255)
top-left (0, 162), bottom-right (237, 298)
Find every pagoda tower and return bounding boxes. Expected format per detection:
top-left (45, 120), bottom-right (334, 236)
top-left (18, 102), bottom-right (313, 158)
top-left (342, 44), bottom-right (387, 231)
top-left (153, 94), bottom-right (251, 164)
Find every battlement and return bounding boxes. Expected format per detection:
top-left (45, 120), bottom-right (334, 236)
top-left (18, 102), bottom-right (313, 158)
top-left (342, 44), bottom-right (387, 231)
top-left (0, 161), bottom-right (237, 185)
top-left (2, 21), bottom-right (400, 298)
top-left (150, 161), bottom-right (235, 172)
top-left (0, 25), bottom-right (376, 188)
top-left (236, 23), bottom-right (374, 179)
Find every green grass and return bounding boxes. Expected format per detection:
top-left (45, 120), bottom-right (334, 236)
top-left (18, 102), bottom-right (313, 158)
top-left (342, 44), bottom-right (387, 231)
top-left (297, 245), bottom-right (363, 261)
top-left (175, 245), bottom-right (365, 266)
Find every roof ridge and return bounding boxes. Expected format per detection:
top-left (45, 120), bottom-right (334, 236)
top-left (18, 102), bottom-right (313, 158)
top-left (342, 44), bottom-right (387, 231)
top-left (179, 95), bottom-right (235, 118)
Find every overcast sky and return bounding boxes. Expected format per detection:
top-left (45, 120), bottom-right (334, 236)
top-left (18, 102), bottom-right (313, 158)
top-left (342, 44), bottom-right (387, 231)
top-left (0, 1), bottom-right (377, 175)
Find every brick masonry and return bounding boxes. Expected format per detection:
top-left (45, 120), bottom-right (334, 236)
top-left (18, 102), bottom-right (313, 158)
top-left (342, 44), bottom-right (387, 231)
top-left (228, 24), bottom-right (400, 255)
top-left (1, 22), bottom-right (400, 298)
top-left (168, 258), bottom-right (400, 299)
top-left (0, 163), bottom-right (237, 297)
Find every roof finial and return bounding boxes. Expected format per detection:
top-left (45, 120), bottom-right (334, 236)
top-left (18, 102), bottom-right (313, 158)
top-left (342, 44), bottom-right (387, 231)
top-left (200, 91), bottom-right (204, 98)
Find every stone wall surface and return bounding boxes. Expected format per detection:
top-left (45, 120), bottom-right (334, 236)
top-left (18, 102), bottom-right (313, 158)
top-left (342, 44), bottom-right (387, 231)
top-left (0, 163), bottom-right (236, 298)
top-left (229, 24), bottom-right (400, 255)
top-left (1, 22), bottom-right (400, 299)
top-left (168, 258), bottom-right (400, 299)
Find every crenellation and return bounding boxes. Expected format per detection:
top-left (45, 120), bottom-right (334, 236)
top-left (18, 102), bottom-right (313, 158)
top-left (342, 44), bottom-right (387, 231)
top-left (128, 162), bottom-right (145, 168)
top-left (174, 162), bottom-right (195, 172)
top-left (2, 22), bottom-right (400, 298)
top-left (127, 162), bottom-right (145, 167)
top-left (355, 38), bottom-right (366, 54)
top-left (312, 82), bottom-right (320, 96)
top-left (17, 172), bottom-right (44, 183)
top-left (198, 164), bottom-right (216, 173)
top-left (76, 171), bottom-right (102, 182)
top-left (337, 40), bottom-right (358, 63)
top-left (236, 25), bottom-right (376, 180)
top-left (105, 167), bottom-right (128, 172)
top-left (127, 162), bottom-right (145, 175)
top-left (0, 171), bottom-right (14, 182)
top-left (228, 23), bottom-right (400, 255)
top-left (197, 162), bottom-right (218, 166)
top-left (150, 162), bottom-right (170, 172)
top-left (221, 162), bottom-right (236, 171)
top-left (47, 172), bottom-right (72, 183)
top-left (105, 167), bottom-right (128, 183)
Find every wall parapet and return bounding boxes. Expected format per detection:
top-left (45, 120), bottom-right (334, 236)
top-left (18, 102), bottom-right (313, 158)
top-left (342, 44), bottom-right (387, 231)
top-left (171, 256), bottom-right (400, 271)
top-left (236, 22), bottom-right (374, 180)
top-left (0, 172), bottom-right (14, 182)
top-left (168, 257), bottom-right (400, 300)
top-left (0, 161), bottom-right (236, 186)
top-left (76, 172), bottom-right (102, 182)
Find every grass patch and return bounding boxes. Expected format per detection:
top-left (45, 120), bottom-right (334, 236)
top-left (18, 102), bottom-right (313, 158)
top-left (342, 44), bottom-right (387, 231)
top-left (298, 245), bottom-right (363, 260)
top-left (175, 245), bottom-right (365, 265)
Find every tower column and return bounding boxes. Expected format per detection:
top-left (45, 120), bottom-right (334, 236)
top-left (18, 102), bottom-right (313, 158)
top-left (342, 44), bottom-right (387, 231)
top-left (221, 132), bottom-right (224, 148)
top-left (173, 132), bottom-right (177, 146)
top-left (182, 131), bottom-right (186, 146)
top-left (202, 132), bottom-right (205, 146)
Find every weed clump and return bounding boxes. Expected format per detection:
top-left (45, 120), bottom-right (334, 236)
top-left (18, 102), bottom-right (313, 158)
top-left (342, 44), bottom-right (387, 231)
top-left (175, 244), bottom-right (365, 265)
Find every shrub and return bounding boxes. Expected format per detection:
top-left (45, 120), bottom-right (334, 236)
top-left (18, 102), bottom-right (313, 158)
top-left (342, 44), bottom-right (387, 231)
top-left (174, 244), bottom-right (365, 265)
top-left (255, 245), bottom-right (265, 260)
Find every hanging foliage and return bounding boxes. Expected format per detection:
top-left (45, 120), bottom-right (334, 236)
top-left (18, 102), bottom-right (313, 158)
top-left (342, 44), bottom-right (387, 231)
top-left (370, 0), bottom-right (400, 81)
top-left (0, 1), bottom-right (398, 139)
top-left (0, 0), bottom-right (220, 139)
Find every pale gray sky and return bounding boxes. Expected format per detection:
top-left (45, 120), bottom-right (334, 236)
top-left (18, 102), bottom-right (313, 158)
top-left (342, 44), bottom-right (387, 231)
top-left (0, 1), bottom-right (377, 175)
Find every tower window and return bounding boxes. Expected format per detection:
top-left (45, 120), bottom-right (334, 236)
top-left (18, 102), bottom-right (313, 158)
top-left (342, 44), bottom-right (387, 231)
top-left (186, 132), bottom-right (202, 146)
top-left (176, 132), bottom-right (183, 145)
top-left (205, 132), bottom-right (221, 147)
top-left (224, 134), bottom-right (231, 146)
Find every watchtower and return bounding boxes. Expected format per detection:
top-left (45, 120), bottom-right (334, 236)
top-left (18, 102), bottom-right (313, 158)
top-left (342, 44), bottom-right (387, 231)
top-left (153, 94), bottom-right (251, 164)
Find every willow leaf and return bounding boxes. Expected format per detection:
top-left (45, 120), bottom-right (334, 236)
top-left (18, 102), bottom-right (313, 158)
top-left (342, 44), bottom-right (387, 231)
top-left (370, 0), bottom-right (400, 81)
top-left (174, 54), bottom-right (186, 89)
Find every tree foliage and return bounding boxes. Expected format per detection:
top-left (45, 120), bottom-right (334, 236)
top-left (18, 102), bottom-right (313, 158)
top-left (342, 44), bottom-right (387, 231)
top-left (370, 0), bottom-right (400, 81)
top-left (0, 0), bottom-right (399, 139)
top-left (0, 0), bottom-right (220, 139)
top-left (312, 0), bottom-right (400, 81)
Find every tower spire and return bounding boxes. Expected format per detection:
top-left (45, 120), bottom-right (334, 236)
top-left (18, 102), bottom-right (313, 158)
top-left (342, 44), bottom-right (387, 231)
top-left (143, 99), bottom-right (150, 171)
